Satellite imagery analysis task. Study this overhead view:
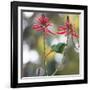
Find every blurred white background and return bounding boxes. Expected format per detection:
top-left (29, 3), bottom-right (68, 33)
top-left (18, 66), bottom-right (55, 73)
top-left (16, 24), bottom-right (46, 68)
top-left (0, 0), bottom-right (89, 90)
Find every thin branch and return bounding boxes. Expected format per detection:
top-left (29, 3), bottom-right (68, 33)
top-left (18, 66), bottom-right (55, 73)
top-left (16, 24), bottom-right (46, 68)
top-left (43, 30), bottom-right (48, 76)
top-left (45, 50), bottom-right (53, 58)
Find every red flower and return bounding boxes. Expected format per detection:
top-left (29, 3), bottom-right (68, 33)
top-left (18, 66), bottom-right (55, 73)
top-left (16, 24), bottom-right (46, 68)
top-left (36, 15), bottom-right (49, 25)
top-left (57, 16), bottom-right (79, 38)
top-left (32, 15), bottom-right (55, 35)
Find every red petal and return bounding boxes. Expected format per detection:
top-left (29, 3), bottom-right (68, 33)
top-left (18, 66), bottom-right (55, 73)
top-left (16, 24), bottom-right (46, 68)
top-left (32, 24), bottom-right (41, 29)
top-left (43, 17), bottom-right (49, 23)
top-left (65, 21), bottom-right (70, 28)
top-left (45, 28), bottom-right (56, 35)
top-left (57, 31), bottom-right (66, 34)
top-left (35, 28), bottom-right (43, 32)
top-left (71, 32), bottom-right (79, 38)
top-left (36, 16), bottom-right (49, 24)
top-left (36, 16), bottom-right (43, 24)
top-left (70, 28), bottom-right (79, 38)
top-left (58, 26), bottom-right (67, 31)
top-left (32, 24), bottom-right (43, 31)
top-left (38, 17), bottom-right (43, 23)
top-left (47, 30), bottom-right (56, 35)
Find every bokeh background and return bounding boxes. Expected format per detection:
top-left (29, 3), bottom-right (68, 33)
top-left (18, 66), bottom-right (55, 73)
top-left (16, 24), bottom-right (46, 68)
top-left (22, 11), bottom-right (80, 77)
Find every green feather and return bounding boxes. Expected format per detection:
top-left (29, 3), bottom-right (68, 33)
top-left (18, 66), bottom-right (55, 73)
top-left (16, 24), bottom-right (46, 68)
top-left (51, 43), bottom-right (66, 53)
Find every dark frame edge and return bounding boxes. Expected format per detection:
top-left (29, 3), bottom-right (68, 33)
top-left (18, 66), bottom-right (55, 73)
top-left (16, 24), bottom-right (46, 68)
top-left (15, 80), bottom-right (87, 88)
top-left (11, 1), bottom-right (88, 9)
top-left (11, 1), bottom-right (18, 88)
top-left (84, 6), bottom-right (88, 84)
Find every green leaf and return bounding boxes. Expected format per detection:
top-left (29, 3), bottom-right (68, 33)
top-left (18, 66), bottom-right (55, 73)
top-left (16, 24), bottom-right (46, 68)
top-left (51, 43), bottom-right (66, 53)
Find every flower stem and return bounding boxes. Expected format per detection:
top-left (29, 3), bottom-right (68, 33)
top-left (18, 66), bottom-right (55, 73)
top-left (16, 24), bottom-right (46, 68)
top-left (67, 29), bottom-right (69, 44)
top-left (45, 50), bottom-right (53, 58)
top-left (51, 68), bottom-right (58, 76)
top-left (43, 30), bottom-right (48, 76)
